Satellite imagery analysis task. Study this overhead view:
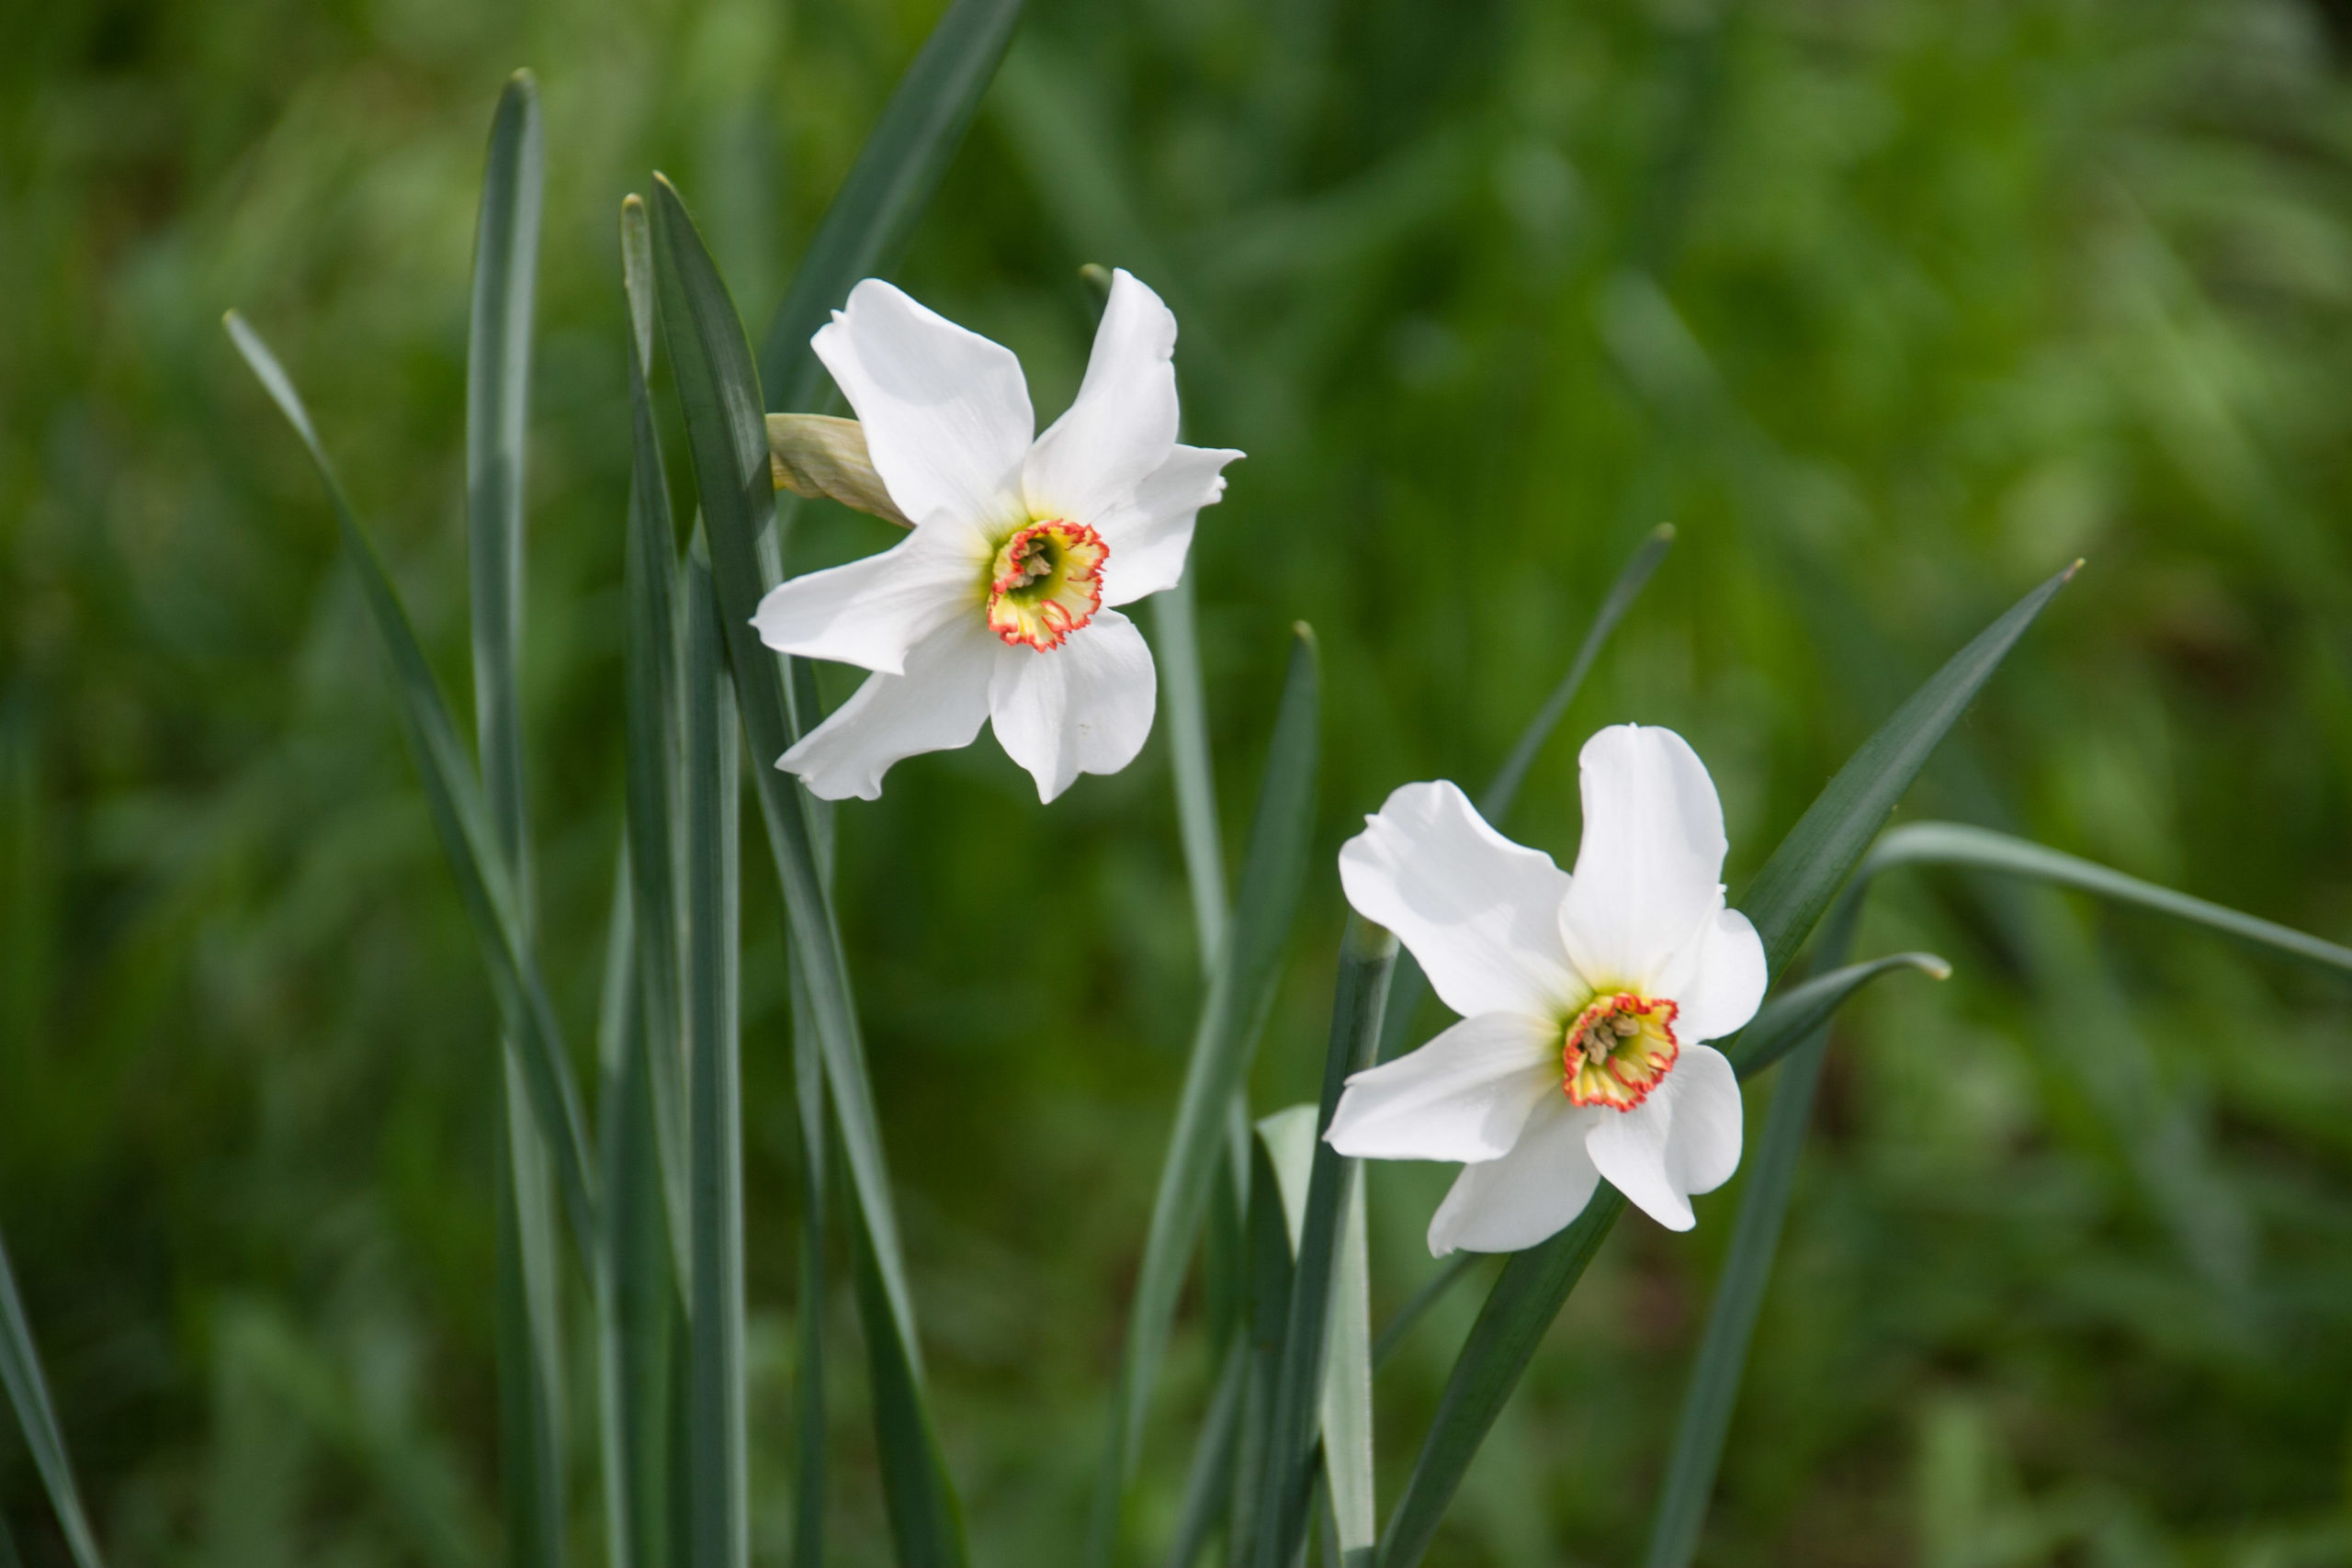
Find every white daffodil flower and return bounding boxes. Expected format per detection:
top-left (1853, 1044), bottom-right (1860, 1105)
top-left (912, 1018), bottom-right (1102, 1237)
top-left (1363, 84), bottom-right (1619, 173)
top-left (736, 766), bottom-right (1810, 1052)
top-left (1326, 725), bottom-right (1768, 1252)
top-left (751, 270), bottom-right (1241, 803)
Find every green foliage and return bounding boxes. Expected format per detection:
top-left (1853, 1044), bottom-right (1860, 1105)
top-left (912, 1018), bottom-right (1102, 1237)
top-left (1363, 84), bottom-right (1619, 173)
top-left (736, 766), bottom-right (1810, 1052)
top-left (7, 1), bottom-right (2352, 1564)
top-left (1091, 626), bottom-right (1321, 1563)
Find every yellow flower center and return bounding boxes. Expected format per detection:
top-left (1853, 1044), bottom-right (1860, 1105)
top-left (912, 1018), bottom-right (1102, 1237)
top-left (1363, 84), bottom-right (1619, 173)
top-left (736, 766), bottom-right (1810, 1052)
top-left (986, 519), bottom-right (1107, 651)
top-left (1562, 992), bottom-right (1679, 1111)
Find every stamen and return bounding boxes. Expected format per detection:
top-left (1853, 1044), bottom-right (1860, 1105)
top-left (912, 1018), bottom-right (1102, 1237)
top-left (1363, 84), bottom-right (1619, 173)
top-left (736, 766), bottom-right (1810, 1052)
top-left (987, 519), bottom-right (1107, 651)
top-left (1561, 992), bottom-right (1679, 1111)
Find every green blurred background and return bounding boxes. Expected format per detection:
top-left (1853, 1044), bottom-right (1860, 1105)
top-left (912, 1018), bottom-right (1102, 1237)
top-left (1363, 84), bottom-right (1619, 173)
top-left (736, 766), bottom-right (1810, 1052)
top-left (6, 0), bottom-right (2352, 1562)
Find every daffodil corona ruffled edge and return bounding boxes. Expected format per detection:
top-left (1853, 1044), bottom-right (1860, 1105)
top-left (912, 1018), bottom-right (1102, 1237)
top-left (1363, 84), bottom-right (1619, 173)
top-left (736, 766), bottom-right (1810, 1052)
top-left (751, 270), bottom-right (1241, 804)
top-left (1324, 725), bottom-right (1767, 1251)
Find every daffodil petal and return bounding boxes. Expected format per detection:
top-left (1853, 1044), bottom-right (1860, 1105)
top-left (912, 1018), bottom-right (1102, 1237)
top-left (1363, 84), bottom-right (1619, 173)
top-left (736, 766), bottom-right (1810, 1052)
top-left (1651, 906), bottom-right (1767, 1045)
top-left (1326, 1011), bottom-right (1561, 1164)
top-left (1583, 1043), bottom-right (1742, 1232)
top-left (1024, 268), bottom-right (1181, 533)
top-left (1557, 725), bottom-right (1732, 990)
top-left (1426, 1098), bottom-right (1604, 1256)
top-left (1093, 443), bottom-right (1243, 607)
top-left (1339, 781), bottom-right (1584, 1021)
top-left (813, 279), bottom-right (1032, 532)
top-left (776, 618), bottom-right (996, 800)
top-left (751, 517), bottom-right (989, 675)
top-left (987, 607), bottom-right (1157, 803)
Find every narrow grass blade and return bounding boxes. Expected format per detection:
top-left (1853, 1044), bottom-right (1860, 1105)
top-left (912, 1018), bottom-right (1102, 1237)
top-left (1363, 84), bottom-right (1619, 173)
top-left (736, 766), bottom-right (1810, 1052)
top-left (1740, 563), bottom-right (2080, 974)
top-left (1376, 566), bottom-right (2077, 1568)
top-left (1379, 525), bottom-right (1677, 1063)
top-left (1324, 1140), bottom-right (1374, 1558)
top-left (1479, 523), bottom-right (1676, 821)
top-left (1865, 821), bottom-right (2352, 979)
top-left (597, 859), bottom-right (677, 1568)
top-left (0, 1229), bottom-right (105, 1568)
top-left (1227, 1138), bottom-right (1299, 1562)
top-left (1161, 1340), bottom-right (1249, 1568)
top-left (224, 312), bottom-right (598, 1266)
top-left (647, 176), bottom-right (925, 1379)
top-left (466, 77), bottom-right (562, 1568)
top-left (619, 194), bottom-right (693, 1264)
top-left (1087, 627), bottom-right (1322, 1566)
top-left (495, 1077), bottom-right (565, 1568)
top-left (1642, 1027), bottom-right (1827, 1568)
top-left (467, 68), bottom-right (543, 905)
top-left (786, 955), bottom-right (829, 1568)
top-left (1374, 1190), bottom-right (1627, 1568)
top-left (1253, 921), bottom-right (1395, 1568)
top-left (1723, 953), bottom-right (1951, 1078)
top-left (1642, 897), bottom-right (1906, 1568)
top-left (847, 1145), bottom-right (971, 1568)
top-left (755, 0), bottom-right (1029, 411)
top-left (1155, 567), bottom-right (1227, 966)
top-left (682, 548), bottom-right (747, 1568)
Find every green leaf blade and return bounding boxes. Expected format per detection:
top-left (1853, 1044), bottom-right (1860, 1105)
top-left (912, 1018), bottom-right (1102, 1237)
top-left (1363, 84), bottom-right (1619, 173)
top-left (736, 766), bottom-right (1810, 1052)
top-left (1867, 821), bottom-right (2352, 979)
top-left (1374, 1190), bottom-right (1627, 1568)
top-left (0, 1229), bottom-right (106, 1568)
top-left (465, 76), bottom-right (564, 1568)
top-left (618, 193), bottom-right (694, 1266)
top-left (1253, 921), bottom-right (1395, 1568)
top-left (645, 176), bottom-right (924, 1369)
top-left (1152, 570), bottom-right (1227, 967)
top-left (223, 311), bottom-right (600, 1269)
top-left (1642, 913), bottom-right (1927, 1568)
top-left (595, 863), bottom-right (678, 1568)
top-left (848, 1166), bottom-right (971, 1568)
top-left (1723, 952), bottom-right (1950, 1079)
top-left (650, 177), bottom-right (965, 1568)
top-left (467, 67), bottom-right (544, 899)
top-left (1739, 563), bottom-right (2079, 973)
top-left (786, 957), bottom-right (830, 1568)
top-left (1088, 626), bottom-right (1321, 1566)
top-left (755, 0), bottom-right (1029, 412)
top-left (681, 550), bottom-right (747, 1568)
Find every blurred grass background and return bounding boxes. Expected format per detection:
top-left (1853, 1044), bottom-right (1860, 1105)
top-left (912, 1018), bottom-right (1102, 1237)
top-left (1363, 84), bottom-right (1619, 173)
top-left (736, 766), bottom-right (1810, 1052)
top-left (6, 0), bottom-right (2352, 1562)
